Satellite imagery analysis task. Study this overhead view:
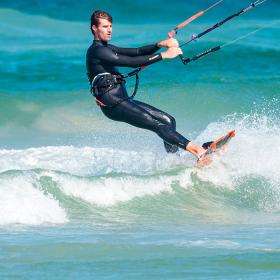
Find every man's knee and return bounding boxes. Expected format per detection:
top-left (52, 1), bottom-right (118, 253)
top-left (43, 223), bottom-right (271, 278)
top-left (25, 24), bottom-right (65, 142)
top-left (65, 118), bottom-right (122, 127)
top-left (164, 114), bottom-right (176, 128)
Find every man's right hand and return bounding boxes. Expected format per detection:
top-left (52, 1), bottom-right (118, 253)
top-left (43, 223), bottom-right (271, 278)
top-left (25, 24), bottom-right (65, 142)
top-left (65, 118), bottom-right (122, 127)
top-left (161, 47), bottom-right (183, 59)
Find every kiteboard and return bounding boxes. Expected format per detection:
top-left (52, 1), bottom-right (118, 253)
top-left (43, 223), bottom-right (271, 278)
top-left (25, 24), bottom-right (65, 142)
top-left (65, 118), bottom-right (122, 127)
top-left (197, 130), bottom-right (235, 167)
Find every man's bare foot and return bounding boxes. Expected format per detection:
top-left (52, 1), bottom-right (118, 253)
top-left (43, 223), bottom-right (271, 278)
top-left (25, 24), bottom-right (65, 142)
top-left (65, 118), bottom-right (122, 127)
top-left (186, 142), bottom-right (206, 159)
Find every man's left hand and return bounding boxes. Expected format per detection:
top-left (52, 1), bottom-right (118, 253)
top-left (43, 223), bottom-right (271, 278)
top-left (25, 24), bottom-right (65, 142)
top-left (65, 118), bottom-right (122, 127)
top-left (157, 38), bottom-right (179, 49)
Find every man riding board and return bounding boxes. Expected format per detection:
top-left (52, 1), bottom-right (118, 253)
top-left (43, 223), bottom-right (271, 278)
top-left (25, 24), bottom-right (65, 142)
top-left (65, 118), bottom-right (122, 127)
top-left (86, 10), bottom-right (207, 159)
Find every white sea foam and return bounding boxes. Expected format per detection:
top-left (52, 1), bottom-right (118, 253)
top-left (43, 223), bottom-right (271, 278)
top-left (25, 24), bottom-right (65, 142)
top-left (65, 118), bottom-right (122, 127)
top-left (195, 112), bottom-right (280, 183)
top-left (0, 147), bottom-right (187, 214)
top-left (47, 171), bottom-right (174, 207)
top-left (0, 146), bottom-right (189, 176)
top-left (0, 174), bottom-right (68, 225)
top-left (180, 239), bottom-right (241, 249)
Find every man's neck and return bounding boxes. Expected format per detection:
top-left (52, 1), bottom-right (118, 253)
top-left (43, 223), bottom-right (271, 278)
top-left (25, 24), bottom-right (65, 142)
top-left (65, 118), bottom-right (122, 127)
top-left (94, 39), bottom-right (108, 46)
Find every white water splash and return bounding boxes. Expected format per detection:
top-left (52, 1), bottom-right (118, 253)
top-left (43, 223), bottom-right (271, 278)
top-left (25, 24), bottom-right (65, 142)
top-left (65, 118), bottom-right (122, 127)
top-left (0, 146), bottom-right (190, 176)
top-left (0, 110), bottom-right (280, 224)
top-left (0, 174), bottom-right (68, 226)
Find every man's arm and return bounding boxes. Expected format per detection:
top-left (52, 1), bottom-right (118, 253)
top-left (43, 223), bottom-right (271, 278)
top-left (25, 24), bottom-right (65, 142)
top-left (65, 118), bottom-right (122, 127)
top-left (94, 45), bottom-right (182, 68)
top-left (109, 44), bottom-right (160, 57)
top-left (109, 38), bottom-right (179, 57)
top-left (94, 46), bottom-right (162, 67)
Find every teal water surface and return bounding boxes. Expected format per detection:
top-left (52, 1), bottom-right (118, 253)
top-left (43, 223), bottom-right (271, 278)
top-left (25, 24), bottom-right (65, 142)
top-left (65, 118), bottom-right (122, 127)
top-left (0, 0), bottom-right (280, 279)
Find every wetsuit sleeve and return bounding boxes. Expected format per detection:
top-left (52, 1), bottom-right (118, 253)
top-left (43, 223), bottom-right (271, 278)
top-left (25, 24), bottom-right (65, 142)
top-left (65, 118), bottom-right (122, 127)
top-left (109, 44), bottom-right (160, 56)
top-left (94, 46), bottom-right (162, 68)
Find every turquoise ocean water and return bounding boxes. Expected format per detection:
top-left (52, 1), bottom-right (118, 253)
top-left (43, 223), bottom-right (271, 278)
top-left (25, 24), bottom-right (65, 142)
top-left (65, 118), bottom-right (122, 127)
top-left (0, 0), bottom-right (280, 279)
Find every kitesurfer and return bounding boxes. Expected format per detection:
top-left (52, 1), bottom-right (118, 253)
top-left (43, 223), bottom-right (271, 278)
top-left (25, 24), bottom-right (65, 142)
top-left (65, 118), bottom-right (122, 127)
top-left (86, 10), bottom-right (207, 158)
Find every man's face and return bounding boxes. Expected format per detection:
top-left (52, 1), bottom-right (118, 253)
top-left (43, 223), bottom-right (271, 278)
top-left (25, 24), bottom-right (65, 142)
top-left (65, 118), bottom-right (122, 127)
top-left (92, 18), bottom-right (112, 41)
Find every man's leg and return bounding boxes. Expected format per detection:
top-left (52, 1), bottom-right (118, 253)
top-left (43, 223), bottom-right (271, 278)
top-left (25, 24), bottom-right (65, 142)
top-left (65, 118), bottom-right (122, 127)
top-left (102, 99), bottom-right (189, 150)
top-left (133, 100), bottom-right (179, 153)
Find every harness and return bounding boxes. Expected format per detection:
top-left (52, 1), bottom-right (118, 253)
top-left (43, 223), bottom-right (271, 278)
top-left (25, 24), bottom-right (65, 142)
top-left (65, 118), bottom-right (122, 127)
top-left (90, 67), bottom-right (144, 108)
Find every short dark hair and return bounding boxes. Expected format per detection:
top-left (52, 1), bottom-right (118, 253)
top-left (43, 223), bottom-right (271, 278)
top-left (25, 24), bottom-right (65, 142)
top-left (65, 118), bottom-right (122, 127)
top-left (90, 10), bottom-right (113, 34)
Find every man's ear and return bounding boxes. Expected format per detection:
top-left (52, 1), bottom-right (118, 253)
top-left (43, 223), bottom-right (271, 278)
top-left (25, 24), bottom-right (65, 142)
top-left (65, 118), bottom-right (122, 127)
top-left (92, 25), bottom-right (97, 34)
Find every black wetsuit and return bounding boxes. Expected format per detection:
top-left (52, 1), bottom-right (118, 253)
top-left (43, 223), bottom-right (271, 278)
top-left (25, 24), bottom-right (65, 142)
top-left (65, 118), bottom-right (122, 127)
top-left (86, 40), bottom-right (190, 152)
